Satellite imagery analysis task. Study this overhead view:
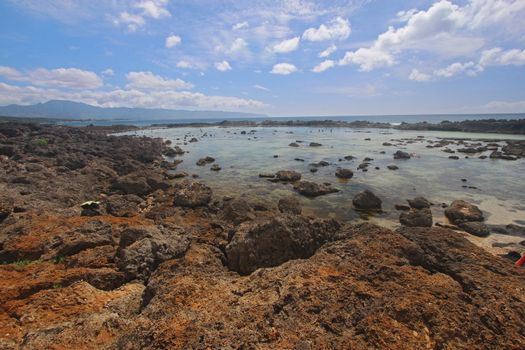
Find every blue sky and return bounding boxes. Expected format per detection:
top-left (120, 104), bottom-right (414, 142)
top-left (0, 0), bottom-right (524, 116)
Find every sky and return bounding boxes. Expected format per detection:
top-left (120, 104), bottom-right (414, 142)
top-left (0, 0), bottom-right (524, 116)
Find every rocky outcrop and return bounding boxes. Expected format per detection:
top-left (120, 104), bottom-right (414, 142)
top-left (106, 194), bottom-right (144, 217)
top-left (278, 196), bottom-right (301, 214)
top-left (225, 215), bottom-right (341, 274)
top-left (445, 200), bottom-right (484, 224)
top-left (353, 190), bottom-right (382, 210)
top-left (399, 208), bottom-right (433, 227)
top-left (172, 180), bottom-right (212, 208)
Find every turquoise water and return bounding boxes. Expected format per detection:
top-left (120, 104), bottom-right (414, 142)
top-left (121, 126), bottom-right (525, 228)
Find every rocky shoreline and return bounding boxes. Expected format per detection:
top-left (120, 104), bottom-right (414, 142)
top-left (1, 122), bottom-right (524, 349)
top-left (151, 118), bottom-right (525, 135)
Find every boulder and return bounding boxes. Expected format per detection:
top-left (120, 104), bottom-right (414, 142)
top-left (407, 197), bottom-right (431, 209)
top-left (399, 208), bottom-right (433, 227)
top-left (335, 168), bottom-right (354, 179)
top-left (106, 194), bottom-right (144, 217)
top-left (274, 170), bottom-right (301, 182)
top-left (210, 164), bottom-right (221, 171)
top-left (393, 150), bottom-right (411, 159)
top-left (173, 180), bottom-right (213, 208)
top-left (387, 165), bottom-right (399, 170)
top-left (116, 225), bottom-right (191, 281)
top-left (221, 199), bottom-right (255, 225)
top-left (278, 196), bottom-right (302, 215)
top-left (196, 156), bottom-right (215, 166)
top-left (293, 181), bottom-right (339, 197)
top-left (353, 190), bottom-right (382, 210)
top-left (445, 200), bottom-right (484, 224)
top-left (288, 142), bottom-right (299, 147)
top-left (225, 215), bottom-right (340, 274)
top-left (459, 222), bottom-right (490, 237)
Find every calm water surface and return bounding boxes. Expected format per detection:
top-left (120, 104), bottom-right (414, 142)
top-left (121, 126), bottom-right (525, 229)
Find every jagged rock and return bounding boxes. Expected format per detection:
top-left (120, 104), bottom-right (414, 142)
top-left (173, 180), bottom-right (212, 208)
top-left (111, 171), bottom-right (169, 196)
top-left (106, 194), bottom-right (144, 217)
top-left (278, 196), bottom-right (301, 215)
top-left (293, 181), bottom-right (339, 197)
top-left (407, 196), bottom-right (431, 209)
top-left (353, 190), bottom-right (382, 210)
top-left (221, 199), bottom-right (255, 225)
top-left (116, 225), bottom-right (190, 281)
top-left (335, 168), bottom-right (354, 179)
top-left (459, 221), bottom-right (490, 237)
top-left (225, 215), bottom-right (340, 274)
top-left (445, 200), bottom-right (484, 224)
top-left (399, 208), bottom-right (432, 227)
top-left (273, 170), bottom-right (301, 182)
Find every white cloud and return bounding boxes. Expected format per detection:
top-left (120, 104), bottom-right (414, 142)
top-left (338, 0), bottom-right (525, 72)
top-left (0, 66), bottom-right (103, 89)
top-left (114, 0), bottom-right (171, 31)
top-left (312, 60), bottom-right (335, 73)
top-left (339, 48), bottom-right (395, 71)
top-left (101, 69), bottom-right (114, 76)
top-left (175, 60), bottom-right (206, 70)
top-left (434, 61), bottom-right (482, 77)
top-left (125, 71), bottom-right (193, 90)
top-left (253, 84), bottom-right (270, 92)
top-left (270, 63), bottom-right (297, 75)
top-left (0, 82), bottom-right (265, 111)
top-left (409, 69), bottom-right (431, 82)
top-left (165, 34), bottom-right (181, 48)
top-left (228, 38), bottom-right (248, 54)
top-left (273, 37), bottom-right (300, 53)
top-left (232, 21), bottom-right (249, 30)
top-left (480, 47), bottom-right (525, 66)
top-left (215, 61), bottom-right (232, 71)
top-left (302, 17), bottom-right (351, 42)
top-left (319, 44), bottom-right (337, 58)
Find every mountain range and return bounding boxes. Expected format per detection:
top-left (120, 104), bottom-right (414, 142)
top-left (0, 100), bottom-right (265, 120)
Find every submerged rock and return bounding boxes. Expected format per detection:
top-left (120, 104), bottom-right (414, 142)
top-left (288, 142), bottom-right (299, 147)
top-left (353, 190), bottom-right (382, 210)
top-left (393, 150), bottom-right (411, 159)
top-left (278, 196), bottom-right (302, 215)
top-left (293, 181), bottom-right (339, 197)
top-left (335, 168), bottom-right (354, 179)
top-left (273, 170), bottom-right (302, 182)
top-left (309, 142), bottom-right (322, 147)
top-left (387, 165), bottom-right (399, 170)
top-left (196, 156), bottom-right (215, 166)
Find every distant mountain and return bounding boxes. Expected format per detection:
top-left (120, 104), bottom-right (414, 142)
top-left (0, 100), bottom-right (265, 120)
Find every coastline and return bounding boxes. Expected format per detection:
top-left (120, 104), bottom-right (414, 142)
top-left (1, 122), bottom-right (524, 348)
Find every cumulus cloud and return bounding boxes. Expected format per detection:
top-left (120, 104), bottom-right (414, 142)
top-left (312, 60), bottom-right (335, 73)
top-left (270, 63), bottom-right (298, 75)
top-left (176, 60), bottom-right (207, 70)
top-left (165, 34), bottom-right (181, 48)
top-left (434, 61), bottom-right (483, 77)
top-left (302, 17), bottom-right (351, 42)
top-left (319, 44), bottom-right (337, 58)
top-left (101, 69), bottom-right (115, 76)
top-left (409, 69), bottom-right (431, 82)
top-left (0, 66), bottom-right (103, 89)
top-left (338, 0), bottom-right (525, 72)
top-left (215, 61), bottom-right (232, 71)
top-left (0, 82), bottom-right (265, 110)
top-left (273, 37), bottom-right (300, 53)
top-left (114, 0), bottom-right (170, 31)
top-left (125, 71), bottom-right (193, 90)
top-left (480, 47), bottom-right (525, 66)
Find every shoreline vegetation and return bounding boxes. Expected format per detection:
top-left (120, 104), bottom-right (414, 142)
top-left (1, 121), bottom-right (524, 348)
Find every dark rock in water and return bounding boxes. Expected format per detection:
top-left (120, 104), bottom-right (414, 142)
top-left (344, 155), bottom-right (355, 160)
top-left (310, 168), bottom-right (318, 173)
top-left (335, 168), bottom-right (354, 179)
top-left (225, 215), bottom-right (340, 274)
top-left (294, 158), bottom-right (305, 162)
top-left (399, 208), bottom-right (432, 227)
top-left (489, 151), bottom-right (517, 160)
top-left (258, 173), bottom-right (275, 178)
top-left (173, 180), bottom-right (212, 208)
top-left (278, 196), bottom-right (301, 215)
top-left (363, 157), bottom-right (374, 162)
top-left (288, 142), bottom-right (299, 147)
top-left (210, 164), bottom-right (221, 171)
top-left (459, 222), bottom-right (490, 237)
top-left (387, 165), bottom-right (399, 170)
top-left (449, 155), bottom-right (460, 160)
top-left (273, 155), bottom-right (279, 158)
top-left (479, 155), bottom-right (487, 159)
top-left (106, 194), bottom-right (144, 217)
top-left (395, 204), bottom-right (410, 211)
top-left (189, 137), bottom-right (198, 143)
top-left (222, 199), bottom-right (255, 225)
top-left (353, 190), bottom-right (382, 210)
top-left (309, 142), bottom-right (322, 147)
top-left (163, 146), bottom-right (184, 157)
top-left (393, 151), bottom-right (411, 159)
top-left (116, 225), bottom-right (190, 281)
top-left (382, 142), bottom-right (393, 146)
top-left (364, 138), bottom-right (371, 141)
top-left (293, 181), bottom-right (339, 197)
top-left (240, 131), bottom-right (247, 135)
top-left (196, 156), bottom-right (215, 166)
top-left (358, 162), bottom-right (369, 170)
top-left (445, 200), bottom-right (484, 224)
top-left (502, 140), bottom-right (525, 157)
top-left (274, 170), bottom-right (301, 182)
top-left (310, 160), bottom-right (329, 167)
top-left (166, 172), bottom-right (188, 179)
top-left (407, 197), bottom-right (431, 209)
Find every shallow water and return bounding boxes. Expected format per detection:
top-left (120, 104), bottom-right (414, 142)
top-left (121, 126), bottom-right (525, 229)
